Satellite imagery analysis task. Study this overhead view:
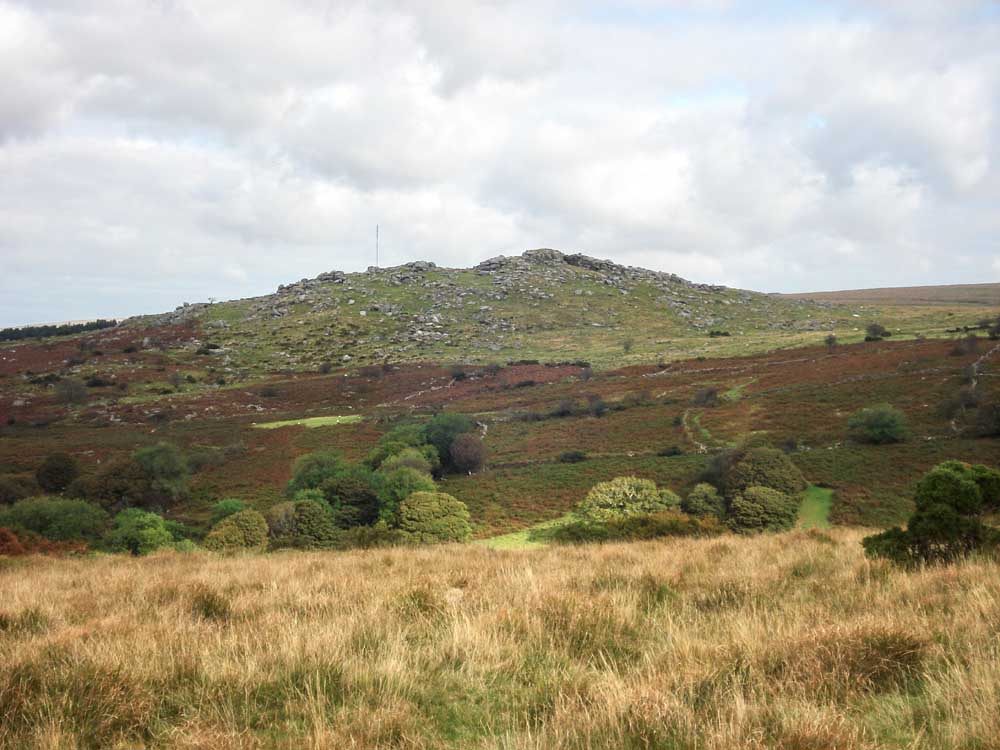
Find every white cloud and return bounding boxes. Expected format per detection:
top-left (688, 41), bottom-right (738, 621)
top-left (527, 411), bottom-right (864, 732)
top-left (0, 0), bottom-right (998, 324)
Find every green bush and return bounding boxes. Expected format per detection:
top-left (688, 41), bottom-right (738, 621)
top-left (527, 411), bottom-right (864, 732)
top-left (397, 491), bottom-right (472, 544)
top-left (541, 511), bottom-right (724, 545)
top-left (373, 468), bottom-right (436, 524)
top-left (725, 447), bottom-right (807, 497)
top-left (320, 467), bottom-right (380, 528)
top-left (0, 497), bottom-right (108, 542)
top-left (848, 404), bottom-right (908, 444)
top-left (422, 413), bottom-right (476, 470)
top-left (658, 488), bottom-right (681, 508)
top-left (264, 501), bottom-right (296, 540)
top-left (335, 521), bottom-right (409, 550)
top-left (728, 486), bottom-right (799, 533)
top-left (102, 508), bottom-right (174, 556)
top-left (291, 500), bottom-right (339, 549)
top-left (0, 475), bottom-right (37, 505)
top-left (864, 461), bottom-right (1000, 564)
top-left (575, 476), bottom-right (674, 522)
top-left (203, 509), bottom-right (268, 553)
top-left (365, 424), bottom-right (437, 470)
top-left (133, 442), bottom-right (189, 507)
top-left (91, 457), bottom-right (150, 510)
top-left (558, 450), bottom-right (588, 463)
top-left (285, 451), bottom-right (347, 496)
top-left (210, 498), bottom-right (247, 525)
top-left (379, 447), bottom-right (434, 475)
top-left (35, 453), bottom-right (79, 493)
top-left (682, 483), bottom-right (726, 518)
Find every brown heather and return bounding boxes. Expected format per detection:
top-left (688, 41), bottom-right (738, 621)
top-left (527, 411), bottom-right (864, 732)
top-left (1, 529), bottom-right (999, 749)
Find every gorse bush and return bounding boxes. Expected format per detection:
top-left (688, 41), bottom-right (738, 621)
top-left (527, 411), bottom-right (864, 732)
top-left (863, 461), bottom-right (1000, 564)
top-left (290, 500), bottom-right (339, 549)
top-left (848, 404), bottom-right (908, 444)
top-left (728, 486), bottom-right (799, 533)
top-left (0, 497), bottom-right (108, 542)
top-left (576, 476), bottom-right (675, 522)
top-left (542, 511), bottom-right (725, 545)
top-left (723, 447), bottom-right (807, 498)
top-left (35, 452), bottom-right (79, 493)
top-left (210, 498), bottom-right (247, 525)
top-left (682, 483), bottom-right (726, 518)
top-left (397, 491), bottom-right (471, 544)
top-left (102, 508), bottom-right (174, 556)
top-left (203, 509), bottom-right (268, 553)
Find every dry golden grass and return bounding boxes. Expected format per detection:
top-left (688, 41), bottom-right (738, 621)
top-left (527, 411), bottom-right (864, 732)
top-left (2, 529), bottom-right (1000, 749)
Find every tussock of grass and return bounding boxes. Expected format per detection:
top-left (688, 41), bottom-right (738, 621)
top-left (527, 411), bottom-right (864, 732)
top-left (2, 530), bottom-right (1000, 748)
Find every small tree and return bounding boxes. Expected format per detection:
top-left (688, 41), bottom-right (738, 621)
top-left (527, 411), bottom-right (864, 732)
top-left (210, 498), bottom-right (247, 525)
top-left (290, 500), bottom-right (339, 549)
top-left (203, 509), bottom-right (268, 552)
top-left (576, 476), bottom-right (672, 522)
top-left (682, 483), bottom-right (726, 518)
top-left (728, 486), bottom-right (798, 533)
top-left (397, 491), bottom-right (471, 544)
top-left (422, 413), bottom-right (476, 470)
top-left (379, 447), bottom-right (434, 475)
top-left (865, 323), bottom-right (890, 341)
top-left (824, 333), bottom-right (838, 351)
top-left (133, 442), bottom-right (189, 508)
top-left (450, 433), bottom-right (486, 474)
top-left (102, 508), bottom-right (174, 556)
top-left (372, 468), bottom-right (436, 524)
top-left (724, 447), bottom-right (807, 498)
top-left (286, 451), bottom-right (347, 496)
top-left (322, 468), bottom-right (380, 528)
top-left (848, 404), bottom-right (908, 444)
top-left (35, 453), bottom-right (79, 493)
top-left (863, 462), bottom-right (1000, 564)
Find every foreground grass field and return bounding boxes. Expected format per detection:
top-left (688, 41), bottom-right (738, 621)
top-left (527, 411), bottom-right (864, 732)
top-left (2, 530), bottom-right (999, 749)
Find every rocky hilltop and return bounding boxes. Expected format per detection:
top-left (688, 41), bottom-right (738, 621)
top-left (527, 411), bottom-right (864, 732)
top-left (132, 248), bottom-right (843, 372)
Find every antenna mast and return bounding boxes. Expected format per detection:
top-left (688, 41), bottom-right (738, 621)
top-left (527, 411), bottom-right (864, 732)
top-left (375, 224), bottom-right (379, 268)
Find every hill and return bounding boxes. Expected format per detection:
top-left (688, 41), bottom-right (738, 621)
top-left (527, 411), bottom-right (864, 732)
top-left (129, 248), bottom-right (856, 371)
top-left (781, 282), bottom-right (1000, 307)
top-left (2, 528), bottom-right (998, 749)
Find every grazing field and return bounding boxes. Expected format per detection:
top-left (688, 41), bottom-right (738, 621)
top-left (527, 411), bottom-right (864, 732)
top-left (252, 415), bottom-right (364, 430)
top-left (3, 529), bottom-right (1000, 749)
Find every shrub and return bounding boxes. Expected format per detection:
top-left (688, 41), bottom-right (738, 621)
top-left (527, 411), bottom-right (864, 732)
top-left (728, 486), bottom-right (799, 533)
top-left (692, 388), bottom-right (718, 407)
top-left (450, 433), bottom-right (486, 474)
top-left (658, 488), bottom-right (681, 508)
top-left (379, 447), bottom-right (433, 475)
top-left (576, 476), bottom-right (673, 522)
top-left (55, 378), bottom-right (87, 404)
top-left (35, 453), bottom-right (79, 493)
top-left (825, 333), bottom-right (838, 349)
top-left (0, 475), bottom-right (37, 504)
top-left (372, 468), bottom-right (436, 524)
top-left (264, 501), bottom-right (296, 540)
top-left (203, 509), bottom-right (268, 553)
top-left (210, 498), bottom-right (247, 525)
top-left (422, 412), bottom-right (476, 469)
top-left (335, 521), bottom-right (409, 550)
top-left (865, 323), bottom-right (890, 341)
top-left (682, 483), bottom-right (726, 518)
top-left (558, 450), bottom-right (588, 464)
top-left (133, 442), bottom-right (189, 508)
top-left (587, 395), bottom-right (607, 417)
top-left (186, 446), bottom-right (224, 473)
top-left (863, 461), bottom-right (1000, 564)
top-left (286, 451), bottom-right (347, 496)
top-left (724, 447), bottom-right (807, 497)
top-left (0, 527), bottom-right (26, 556)
top-left (541, 511), bottom-right (724, 545)
top-left (397, 491), bottom-right (472, 544)
top-left (91, 457), bottom-right (151, 510)
top-left (848, 404), bottom-right (908, 444)
top-left (0, 497), bottom-right (108, 542)
top-left (290, 500), bottom-right (339, 549)
top-left (102, 508), bottom-right (174, 556)
top-left (973, 402), bottom-right (1000, 437)
top-left (322, 468), bottom-right (380, 528)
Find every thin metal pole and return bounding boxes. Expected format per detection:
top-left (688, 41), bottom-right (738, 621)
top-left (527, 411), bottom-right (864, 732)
top-left (376, 224), bottom-right (379, 268)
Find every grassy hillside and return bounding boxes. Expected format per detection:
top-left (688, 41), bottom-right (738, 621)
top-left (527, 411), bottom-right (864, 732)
top-left (3, 529), bottom-right (1000, 749)
top-left (783, 282), bottom-right (1000, 307)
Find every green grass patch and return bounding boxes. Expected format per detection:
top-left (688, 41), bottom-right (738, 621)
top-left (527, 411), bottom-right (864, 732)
top-left (798, 485), bottom-right (833, 530)
top-left (252, 415), bottom-right (364, 430)
top-left (477, 515), bottom-right (574, 550)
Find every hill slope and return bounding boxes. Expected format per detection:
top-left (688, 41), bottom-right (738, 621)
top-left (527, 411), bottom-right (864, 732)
top-left (130, 248), bottom-right (850, 371)
top-left (782, 282), bottom-right (1000, 307)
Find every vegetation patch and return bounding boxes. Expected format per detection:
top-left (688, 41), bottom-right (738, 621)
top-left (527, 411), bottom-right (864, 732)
top-left (252, 415), bottom-right (364, 429)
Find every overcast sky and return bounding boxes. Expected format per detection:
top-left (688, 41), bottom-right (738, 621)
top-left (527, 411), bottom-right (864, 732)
top-left (1, 0), bottom-right (999, 326)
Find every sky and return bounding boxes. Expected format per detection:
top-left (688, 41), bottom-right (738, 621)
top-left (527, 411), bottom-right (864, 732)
top-left (1, 0), bottom-right (999, 326)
